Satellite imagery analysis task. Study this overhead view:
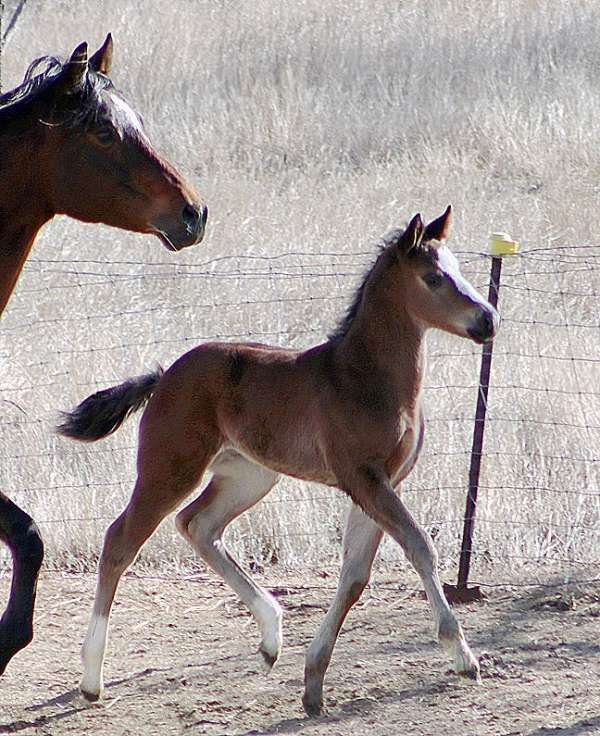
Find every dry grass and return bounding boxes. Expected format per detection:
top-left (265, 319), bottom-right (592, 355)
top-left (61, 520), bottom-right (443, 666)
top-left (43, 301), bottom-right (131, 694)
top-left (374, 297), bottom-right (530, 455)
top-left (1, 0), bottom-right (599, 580)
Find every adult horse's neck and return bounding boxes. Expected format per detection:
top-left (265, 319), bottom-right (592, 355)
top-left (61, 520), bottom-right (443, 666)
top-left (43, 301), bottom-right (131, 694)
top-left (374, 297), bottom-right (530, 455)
top-left (332, 278), bottom-right (427, 412)
top-left (0, 124), bottom-right (53, 316)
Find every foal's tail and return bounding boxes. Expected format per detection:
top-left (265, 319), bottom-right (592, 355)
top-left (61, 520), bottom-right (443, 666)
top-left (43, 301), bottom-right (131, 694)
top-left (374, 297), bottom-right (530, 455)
top-left (57, 368), bottom-right (163, 442)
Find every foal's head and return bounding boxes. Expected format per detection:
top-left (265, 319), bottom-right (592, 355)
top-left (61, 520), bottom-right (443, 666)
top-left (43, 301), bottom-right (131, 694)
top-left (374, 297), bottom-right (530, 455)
top-left (386, 207), bottom-right (499, 343)
top-left (1, 35), bottom-right (207, 250)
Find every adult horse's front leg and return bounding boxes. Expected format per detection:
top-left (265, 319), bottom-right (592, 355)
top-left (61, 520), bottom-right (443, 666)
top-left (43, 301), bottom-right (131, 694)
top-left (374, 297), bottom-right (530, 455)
top-left (0, 492), bottom-right (44, 675)
top-left (303, 503), bottom-right (382, 716)
top-left (345, 466), bottom-right (480, 684)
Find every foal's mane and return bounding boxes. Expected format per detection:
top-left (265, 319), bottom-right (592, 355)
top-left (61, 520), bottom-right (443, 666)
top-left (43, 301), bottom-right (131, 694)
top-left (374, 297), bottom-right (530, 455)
top-left (328, 225), bottom-right (407, 341)
top-left (0, 55), bottom-right (113, 126)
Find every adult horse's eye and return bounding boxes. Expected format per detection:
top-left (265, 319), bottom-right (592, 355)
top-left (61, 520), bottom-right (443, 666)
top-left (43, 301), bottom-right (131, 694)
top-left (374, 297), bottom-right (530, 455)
top-left (423, 272), bottom-right (443, 289)
top-left (94, 126), bottom-right (117, 146)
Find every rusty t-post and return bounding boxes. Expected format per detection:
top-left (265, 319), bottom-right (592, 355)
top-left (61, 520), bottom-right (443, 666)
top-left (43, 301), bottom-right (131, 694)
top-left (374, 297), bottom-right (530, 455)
top-left (444, 232), bottom-right (518, 604)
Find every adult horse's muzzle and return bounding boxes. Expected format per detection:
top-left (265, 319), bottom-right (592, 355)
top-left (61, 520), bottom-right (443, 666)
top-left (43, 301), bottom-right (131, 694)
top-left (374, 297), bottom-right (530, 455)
top-left (467, 306), bottom-right (500, 344)
top-left (152, 202), bottom-right (208, 251)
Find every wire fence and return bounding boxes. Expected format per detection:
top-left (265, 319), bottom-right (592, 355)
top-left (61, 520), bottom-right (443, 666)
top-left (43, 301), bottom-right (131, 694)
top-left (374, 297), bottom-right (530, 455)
top-left (0, 230), bottom-right (599, 592)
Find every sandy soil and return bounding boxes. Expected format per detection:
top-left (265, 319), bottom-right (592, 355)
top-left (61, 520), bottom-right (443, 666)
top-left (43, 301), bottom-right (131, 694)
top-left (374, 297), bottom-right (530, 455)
top-left (1, 568), bottom-right (600, 735)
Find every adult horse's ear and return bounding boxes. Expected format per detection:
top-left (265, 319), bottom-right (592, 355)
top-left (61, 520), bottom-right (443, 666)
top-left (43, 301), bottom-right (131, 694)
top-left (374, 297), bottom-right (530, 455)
top-left (89, 34), bottom-right (113, 75)
top-left (55, 42), bottom-right (89, 94)
top-left (398, 213), bottom-right (424, 254)
top-left (424, 205), bottom-right (452, 243)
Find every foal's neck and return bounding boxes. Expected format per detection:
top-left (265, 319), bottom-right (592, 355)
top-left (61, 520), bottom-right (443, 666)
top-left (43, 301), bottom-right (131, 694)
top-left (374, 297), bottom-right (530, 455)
top-left (0, 129), bottom-right (52, 316)
top-left (334, 295), bottom-right (426, 412)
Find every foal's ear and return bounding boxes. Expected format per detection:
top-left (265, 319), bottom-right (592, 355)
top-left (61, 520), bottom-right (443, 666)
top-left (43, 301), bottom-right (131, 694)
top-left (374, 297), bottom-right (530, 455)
top-left (55, 42), bottom-right (89, 94)
top-left (424, 205), bottom-right (452, 243)
top-left (397, 213), bottom-right (424, 254)
top-left (90, 34), bottom-right (114, 75)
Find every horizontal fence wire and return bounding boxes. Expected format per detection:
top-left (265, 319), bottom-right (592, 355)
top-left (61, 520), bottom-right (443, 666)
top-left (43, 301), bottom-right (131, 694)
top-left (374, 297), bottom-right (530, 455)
top-left (0, 237), bottom-right (600, 589)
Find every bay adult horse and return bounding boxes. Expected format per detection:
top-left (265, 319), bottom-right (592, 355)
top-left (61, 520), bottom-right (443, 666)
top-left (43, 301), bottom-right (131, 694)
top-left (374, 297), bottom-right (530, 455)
top-left (59, 207), bottom-right (498, 714)
top-left (0, 35), bottom-right (208, 675)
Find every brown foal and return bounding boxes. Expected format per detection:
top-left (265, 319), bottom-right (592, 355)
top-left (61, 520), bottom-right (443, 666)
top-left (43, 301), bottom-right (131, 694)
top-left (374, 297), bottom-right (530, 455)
top-left (59, 207), bottom-right (499, 715)
top-left (0, 35), bottom-right (207, 675)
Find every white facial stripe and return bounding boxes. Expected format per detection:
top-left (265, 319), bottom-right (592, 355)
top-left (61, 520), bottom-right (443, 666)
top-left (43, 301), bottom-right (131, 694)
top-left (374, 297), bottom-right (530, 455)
top-left (437, 246), bottom-right (487, 306)
top-left (108, 92), bottom-right (146, 137)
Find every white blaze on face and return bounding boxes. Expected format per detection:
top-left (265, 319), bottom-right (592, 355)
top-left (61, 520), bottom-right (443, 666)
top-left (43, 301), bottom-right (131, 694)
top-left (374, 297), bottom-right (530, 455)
top-left (437, 245), bottom-right (488, 308)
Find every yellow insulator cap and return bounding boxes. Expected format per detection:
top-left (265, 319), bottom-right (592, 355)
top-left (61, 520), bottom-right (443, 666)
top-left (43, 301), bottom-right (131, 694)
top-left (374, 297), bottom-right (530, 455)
top-left (489, 231), bottom-right (519, 256)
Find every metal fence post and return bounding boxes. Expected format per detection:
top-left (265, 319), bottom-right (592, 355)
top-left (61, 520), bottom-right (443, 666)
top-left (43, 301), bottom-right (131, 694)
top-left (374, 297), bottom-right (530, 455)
top-left (444, 232), bottom-right (518, 604)
top-left (2, 1), bottom-right (28, 52)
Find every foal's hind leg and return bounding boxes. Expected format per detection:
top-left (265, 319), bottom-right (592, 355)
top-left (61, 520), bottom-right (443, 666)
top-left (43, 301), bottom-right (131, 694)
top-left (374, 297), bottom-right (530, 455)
top-left (80, 489), bottom-right (176, 700)
top-left (303, 503), bottom-right (382, 715)
top-left (175, 452), bottom-right (282, 670)
top-left (80, 454), bottom-right (214, 701)
top-left (347, 468), bottom-right (479, 684)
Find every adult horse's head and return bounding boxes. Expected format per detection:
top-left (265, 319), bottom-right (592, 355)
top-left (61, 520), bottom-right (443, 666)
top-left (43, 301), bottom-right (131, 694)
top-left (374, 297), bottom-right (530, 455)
top-left (391, 207), bottom-right (500, 343)
top-left (3, 35), bottom-right (207, 250)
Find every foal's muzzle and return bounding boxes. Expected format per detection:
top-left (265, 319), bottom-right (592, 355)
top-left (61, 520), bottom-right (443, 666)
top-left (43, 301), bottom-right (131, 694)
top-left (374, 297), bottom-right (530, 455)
top-left (467, 307), bottom-right (500, 344)
top-left (152, 202), bottom-right (208, 251)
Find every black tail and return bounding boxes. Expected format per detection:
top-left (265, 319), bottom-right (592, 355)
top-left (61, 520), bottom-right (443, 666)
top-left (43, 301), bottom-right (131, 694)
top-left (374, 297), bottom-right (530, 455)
top-left (57, 368), bottom-right (163, 442)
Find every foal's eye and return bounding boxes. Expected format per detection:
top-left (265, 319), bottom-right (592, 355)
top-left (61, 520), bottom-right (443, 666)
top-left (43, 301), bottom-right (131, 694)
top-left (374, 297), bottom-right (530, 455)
top-left (94, 126), bottom-right (117, 146)
top-left (423, 272), bottom-right (443, 289)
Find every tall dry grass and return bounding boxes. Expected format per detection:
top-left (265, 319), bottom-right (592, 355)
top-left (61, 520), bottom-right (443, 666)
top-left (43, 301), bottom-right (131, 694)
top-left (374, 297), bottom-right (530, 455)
top-left (1, 0), bottom-right (600, 580)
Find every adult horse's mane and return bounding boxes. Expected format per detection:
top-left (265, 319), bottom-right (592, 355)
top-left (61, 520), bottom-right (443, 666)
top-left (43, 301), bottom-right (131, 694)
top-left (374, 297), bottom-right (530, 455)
top-left (0, 54), bottom-right (113, 126)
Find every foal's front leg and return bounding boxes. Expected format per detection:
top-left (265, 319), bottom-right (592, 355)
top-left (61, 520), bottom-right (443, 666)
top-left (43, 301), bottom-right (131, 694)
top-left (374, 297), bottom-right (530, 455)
top-left (346, 466), bottom-right (480, 683)
top-left (303, 503), bottom-right (382, 715)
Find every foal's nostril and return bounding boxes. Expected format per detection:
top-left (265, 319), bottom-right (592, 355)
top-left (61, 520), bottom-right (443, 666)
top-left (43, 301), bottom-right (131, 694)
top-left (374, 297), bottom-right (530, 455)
top-left (479, 310), bottom-right (496, 337)
top-left (468, 308), bottom-right (498, 344)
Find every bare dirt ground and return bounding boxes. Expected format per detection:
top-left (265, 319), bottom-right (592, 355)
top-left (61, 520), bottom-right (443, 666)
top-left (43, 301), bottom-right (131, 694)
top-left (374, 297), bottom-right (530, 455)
top-left (2, 568), bottom-right (600, 735)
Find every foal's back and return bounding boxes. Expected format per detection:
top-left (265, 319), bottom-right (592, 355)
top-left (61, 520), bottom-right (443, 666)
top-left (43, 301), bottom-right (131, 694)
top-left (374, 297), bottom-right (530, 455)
top-left (140, 337), bottom-right (413, 488)
top-left (142, 341), bottom-right (335, 484)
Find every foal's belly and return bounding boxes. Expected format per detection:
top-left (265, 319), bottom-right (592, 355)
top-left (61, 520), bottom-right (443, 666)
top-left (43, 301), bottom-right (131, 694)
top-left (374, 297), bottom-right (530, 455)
top-left (221, 428), bottom-right (338, 487)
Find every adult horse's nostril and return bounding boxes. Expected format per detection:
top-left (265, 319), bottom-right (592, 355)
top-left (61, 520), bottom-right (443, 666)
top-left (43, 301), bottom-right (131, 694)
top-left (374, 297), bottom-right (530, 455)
top-left (182, 203), bottom-right (208, 238)
top-left (200, 204), bottom-right (208, 228)
top-left (182, 203), bottom-right (200, 231)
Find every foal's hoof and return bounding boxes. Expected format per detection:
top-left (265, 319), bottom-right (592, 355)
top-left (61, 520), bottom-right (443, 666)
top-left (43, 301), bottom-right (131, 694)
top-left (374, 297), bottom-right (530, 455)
top-left (451, 641), bottom-right (481, 684)
top-left (302, 693), bottom-right (324, 717)
top-left (79, 677), bottom-right (102, 703)
top-left (258, 646), bottom-right (277, 674)
top-left (80, 688), bottom-right (101, 703)
top-left (457, 663), bottom-right (481, 684)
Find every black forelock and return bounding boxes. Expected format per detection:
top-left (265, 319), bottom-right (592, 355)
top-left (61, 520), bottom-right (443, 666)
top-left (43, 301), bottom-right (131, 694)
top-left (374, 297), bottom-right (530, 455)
top-left (0, 54), bottom-right (114, 128)
top-left (409, 242), bottom-right (440, 266)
